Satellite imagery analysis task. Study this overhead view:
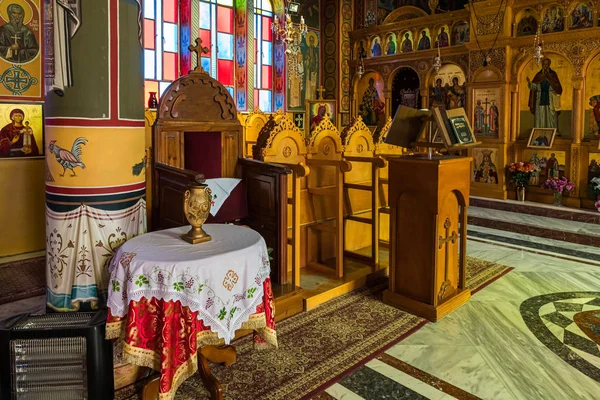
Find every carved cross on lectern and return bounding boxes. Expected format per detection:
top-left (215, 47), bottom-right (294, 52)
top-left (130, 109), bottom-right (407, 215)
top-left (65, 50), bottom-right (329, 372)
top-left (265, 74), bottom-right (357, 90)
top-left (438, 218), bottom-right (458, 300)
top-left (316, 86), bottom-right (326, 100)
top-left (189, 38), bottom-right (209, 73)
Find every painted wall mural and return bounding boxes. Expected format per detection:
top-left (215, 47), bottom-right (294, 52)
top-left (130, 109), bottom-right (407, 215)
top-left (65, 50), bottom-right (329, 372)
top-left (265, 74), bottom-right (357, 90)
top-left (542, 5), bottom-right (565, 33)
top-left (472, 148), bottom-right (499, 184)
top-left (523, 149), bottom-right (566, 183)
top-left (435, 25), bottom-right (450, 48)
top-left (371, 36), bottom-right (382, 57)
top-left (0, 102), bottom-right (42, 157)
top-left (585, 53), bottom-right (600, 138)
top-left (519, 55), bottom-right (573, 138)
top-left (48, 137), bottom-right (87, 177)
top-left (0, 0), bottom-right (42, 100)
top-left (452, 21), bottom-right (469, 45)
top-left (400, 30), bottom-right (413, 53)
top-left (473, 88), bottom-right (500, 138)
top-left (416, 28), bottom-right (431, 50)
top-left (292, 0), bottom-right (319, 29)
top-left (429, 63), bottom-right (466, 110)
top-left (287, 30), bottom-right (319, 111)
top-left (385, 33), bottom-right (396, 55)
top-left (517, 9), bottom-right (538, 37)
top-left (570, 3), bottom-right (593, 29)
top-left (357, 71), bottom-right (385, 126)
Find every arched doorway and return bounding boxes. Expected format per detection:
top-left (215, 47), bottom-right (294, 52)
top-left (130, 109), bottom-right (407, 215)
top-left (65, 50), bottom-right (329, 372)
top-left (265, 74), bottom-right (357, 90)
top-left (391, 67), bottom-right (420, 116)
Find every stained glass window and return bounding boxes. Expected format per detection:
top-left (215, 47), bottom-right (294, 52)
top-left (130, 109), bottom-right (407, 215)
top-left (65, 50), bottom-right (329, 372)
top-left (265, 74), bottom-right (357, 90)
top-left (143, 0), bottom-right (180, 106)
top-left (254, 0), bottom-right (273, 111)
top-left (199, 0), bottom-right (235, 96)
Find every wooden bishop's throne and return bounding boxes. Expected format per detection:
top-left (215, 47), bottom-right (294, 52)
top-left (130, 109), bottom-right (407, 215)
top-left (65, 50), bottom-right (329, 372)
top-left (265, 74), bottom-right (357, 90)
top-left (152, 40), bottom-right (299, 300)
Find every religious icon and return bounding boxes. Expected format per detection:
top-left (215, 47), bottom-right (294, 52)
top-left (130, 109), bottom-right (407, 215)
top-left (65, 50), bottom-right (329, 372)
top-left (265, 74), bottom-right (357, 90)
top-left (0, 2), bottom-right (39, 64)
top-left (371, 37), bottom-right (382, 57)
top-left (360, 77), bottom-right (385, 126)
top-left (435, 26), bottom-right (449, 48)
top-left (588, 156), bottom-right (600, 184)
top-left (489, 100), bottom-right (499, 135)
top-left (523, 149), bottom-right (565, 181)
top-left (429, 78), bottom-right (446, 109)
top-left (306, 100), bottom-right (335, 134)
top-left (527, 58), bottom-right (563, 130)
top-left (401, 32), bottom-right (413, 53)
top-left (571, 3), bottom-right (593, 30)
top-left (356, 40), bottom-right (367, 59)
top-left (0, 102), bottom-right (42, 158)
top-left (293, 112), bottom-right (304, 129)
top-left (452, 22), bottom-right (469, 45)
top-left (517, 11), bottom-right (538, 36)
top-left (303, 31), bottom-right (319, 102)
top-left (474, 100), bottom-right (485, 134)
top-left (288, 52), bottom-right (304, 108)
top-left (473, 149), bottom-right (498, 184)
top-left (527, 127), bottom-right (557, 149)
top-left (417, 29), bottom-right (431, 50)
top-left (385, 34), bottom-right (396, 55)
top-left (445, 76), bottom-right (465, 110)
top-left (589, 95), bottom-right (600, 136)
top-left (541, 6), bottom-right (565, 34)
top-left (529, 152), bottom-right (541, 185)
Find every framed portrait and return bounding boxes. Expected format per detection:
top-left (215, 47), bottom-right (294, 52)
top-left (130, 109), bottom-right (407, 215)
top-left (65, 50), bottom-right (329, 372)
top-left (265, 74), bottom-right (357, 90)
top-left (306, 99), bottom-right (336, 135)
top-left (0, 102), bottom-right (43, 159)
top-left (527, 128), bottom-right (556, 149)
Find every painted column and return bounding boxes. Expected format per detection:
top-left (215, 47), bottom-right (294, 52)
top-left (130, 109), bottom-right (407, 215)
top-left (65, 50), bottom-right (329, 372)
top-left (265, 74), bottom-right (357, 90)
top-left (44, 0), bottom-right (146, 312)
top-left (571, 76), bottom-right (584, 200)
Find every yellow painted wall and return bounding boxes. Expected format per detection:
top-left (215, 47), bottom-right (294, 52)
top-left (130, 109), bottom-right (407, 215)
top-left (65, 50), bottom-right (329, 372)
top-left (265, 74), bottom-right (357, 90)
top-left (0, 159), bottom-right (46, 256)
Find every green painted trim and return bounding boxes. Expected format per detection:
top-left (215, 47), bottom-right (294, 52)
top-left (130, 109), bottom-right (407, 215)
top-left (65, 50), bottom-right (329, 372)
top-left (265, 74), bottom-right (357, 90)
top-left (192, 0), bottom-right (199, 70)
top-left (45, 0), bottom-right (109, 119)
top-left (119, 0), bottom-right (144, 120)
top-left (247, 0), bottom-right (254, 110)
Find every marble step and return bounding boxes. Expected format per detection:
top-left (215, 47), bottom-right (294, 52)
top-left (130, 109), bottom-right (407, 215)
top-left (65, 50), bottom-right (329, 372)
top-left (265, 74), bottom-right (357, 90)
top-left (468, 206), bottom-right (600, 248)
top-left (470, 196), bottom-right (600, 224)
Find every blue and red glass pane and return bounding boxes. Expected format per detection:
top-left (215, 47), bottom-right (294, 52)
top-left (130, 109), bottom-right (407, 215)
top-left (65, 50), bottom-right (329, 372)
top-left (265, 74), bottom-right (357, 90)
top-left (217, 6), bottom-right (233, 34)
top-left (201, 57), bottom-right (211, 72)
top-left (262, 41), bottom-right (272, 65)
top-left (162, 0), bottom-right (177, 23)
top-left (218, 60), bottom-right (234, 86)
top-left (217, 0), bottom-right (233, 6)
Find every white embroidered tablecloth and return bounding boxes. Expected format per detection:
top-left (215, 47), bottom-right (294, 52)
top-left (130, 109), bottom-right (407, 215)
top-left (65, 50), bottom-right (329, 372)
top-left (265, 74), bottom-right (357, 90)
top-left (107, 224), bottom-right (271, 344)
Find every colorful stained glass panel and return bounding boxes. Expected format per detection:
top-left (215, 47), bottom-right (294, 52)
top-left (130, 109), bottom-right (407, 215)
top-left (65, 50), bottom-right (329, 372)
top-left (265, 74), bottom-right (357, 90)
top-left (199, 29), bottom-right (211, 55)
top-left (163, 52), bottom-right (177, 81)
top-left (143, 0), bottom-right (155, 19)
top-left (217, 6), bottom-right (233, 34)
top-left (259, 90), bottom-right (272, 112)
top-left (216, 0), bottom-right (233, 6)
top-left (262, 16), bottom-right (272, 41)
top-left (218, 59), bottom-right (234, 86)
top-left (217, 33), bottom-right (233, 60)
top-left (201, 57), bottom-right (211, 72)
top-left (163, 22), bottom-right (178, 52)
top-left (162, 0), bottom-right (177, 23)
top-left (144, 49), bottom-right (156, 79)
top-left (262, 65), bottom-right (271, 88)
top-left (199, 2), bottom-right (211, 29)
top-left (262, 41), bottom-right (272, 65)
top-left (144, 19), bottom-right (155, 49)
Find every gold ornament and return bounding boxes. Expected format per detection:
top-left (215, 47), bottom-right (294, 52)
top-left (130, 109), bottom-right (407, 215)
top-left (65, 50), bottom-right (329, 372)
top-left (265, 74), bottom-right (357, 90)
top-left (182, 175), bottom-right (212, 244)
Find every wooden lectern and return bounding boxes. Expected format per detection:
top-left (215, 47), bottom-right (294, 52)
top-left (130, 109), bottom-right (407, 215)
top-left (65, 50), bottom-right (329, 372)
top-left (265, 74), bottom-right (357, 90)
top-left (382, 106), bottom-right (477, 321)
top-left (383, 155), bottom-right (471, 321)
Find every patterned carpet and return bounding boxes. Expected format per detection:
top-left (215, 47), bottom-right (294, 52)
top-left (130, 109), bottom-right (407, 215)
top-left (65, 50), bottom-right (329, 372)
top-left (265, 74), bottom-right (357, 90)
top-left (116, 257), bottom-right (511, 400)
top-left (0, 256), bottom-right (45, 305)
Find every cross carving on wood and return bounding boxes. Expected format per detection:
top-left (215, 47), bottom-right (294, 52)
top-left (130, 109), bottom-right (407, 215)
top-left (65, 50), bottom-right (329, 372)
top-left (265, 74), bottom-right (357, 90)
top-left (189, 38), bottom-right (209, 73)
top-left (316, 86), bottom-right (326, 100)
top-left (438, 218), bottom-right (457, 300)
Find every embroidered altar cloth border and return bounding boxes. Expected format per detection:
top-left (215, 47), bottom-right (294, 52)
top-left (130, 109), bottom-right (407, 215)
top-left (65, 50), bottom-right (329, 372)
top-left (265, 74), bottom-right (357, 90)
top-left (107, 224), bottom-right (271, 343)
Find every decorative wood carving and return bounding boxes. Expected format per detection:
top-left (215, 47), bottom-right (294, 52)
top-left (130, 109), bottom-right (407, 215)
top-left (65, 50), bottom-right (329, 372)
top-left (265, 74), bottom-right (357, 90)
top-left (306, 118), bottom-right (343, 154)
top-left (253, 115), bottom-right (307, 160)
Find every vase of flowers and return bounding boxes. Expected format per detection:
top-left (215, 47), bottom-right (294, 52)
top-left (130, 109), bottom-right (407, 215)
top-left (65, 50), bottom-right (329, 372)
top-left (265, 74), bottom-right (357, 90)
top-left (595, 195), bottom-right (600, 213)
top-left (508, 162), bottom-right (535, 202)
top-left (542, 177), bottom-right (575, 207)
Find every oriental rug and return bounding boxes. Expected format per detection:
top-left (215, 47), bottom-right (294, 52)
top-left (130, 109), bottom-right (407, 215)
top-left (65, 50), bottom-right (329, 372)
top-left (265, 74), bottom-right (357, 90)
top-left (115, 257), bottom-right (511, 400)
top-left (0, 256), bottom-right (45, 306)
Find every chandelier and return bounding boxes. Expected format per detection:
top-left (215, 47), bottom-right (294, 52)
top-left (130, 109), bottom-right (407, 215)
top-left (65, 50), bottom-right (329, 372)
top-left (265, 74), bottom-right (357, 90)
top-left (433, 43), bottom-right (442, 73)
top-left (272, 3), bottom-right (307, 55)
top-left (356, 55), bottom-right (365, 79)
top-left (533, 25), bottom-right (544, 66)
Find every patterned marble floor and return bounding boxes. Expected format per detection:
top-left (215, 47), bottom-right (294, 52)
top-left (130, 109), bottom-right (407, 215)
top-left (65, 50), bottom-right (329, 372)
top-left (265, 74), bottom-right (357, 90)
top-left (319, 239), bottom-right (600, 400)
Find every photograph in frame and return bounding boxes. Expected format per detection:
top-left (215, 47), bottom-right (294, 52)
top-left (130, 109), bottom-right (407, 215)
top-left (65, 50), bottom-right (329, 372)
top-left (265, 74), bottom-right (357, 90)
top-left (527, 127), bottom-right (556, 149)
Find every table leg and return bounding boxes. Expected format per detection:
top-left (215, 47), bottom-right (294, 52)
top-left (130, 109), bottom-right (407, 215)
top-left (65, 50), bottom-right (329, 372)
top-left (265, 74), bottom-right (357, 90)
top-left (198, 345), bottom-right (237, 400)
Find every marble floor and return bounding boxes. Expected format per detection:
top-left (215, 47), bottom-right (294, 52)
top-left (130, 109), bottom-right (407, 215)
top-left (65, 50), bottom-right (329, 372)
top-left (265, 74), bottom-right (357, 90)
top-left (320, 239), bottom-right (600, 400)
